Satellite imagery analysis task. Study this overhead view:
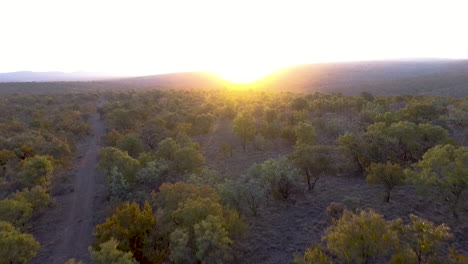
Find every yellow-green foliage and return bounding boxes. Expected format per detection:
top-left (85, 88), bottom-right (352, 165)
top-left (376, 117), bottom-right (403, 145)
top-left (323, 210), bottom-right (398, 264)
top-left (90, 239), bottom-right (138, 264)
top-left (232, 111), bottom-right (256, 151)
top-left (18, 155), bottom-right (53, 187)
top-left (0, 221), bottom-right (40, 264)
top-left (94, 202), bottom-right (164, 264)
top-left (366, 162), bottom-right (405, 202)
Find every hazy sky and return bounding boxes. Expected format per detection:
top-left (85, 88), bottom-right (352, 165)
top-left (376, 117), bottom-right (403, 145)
top-left (1, 0), bottom-right (468, 82)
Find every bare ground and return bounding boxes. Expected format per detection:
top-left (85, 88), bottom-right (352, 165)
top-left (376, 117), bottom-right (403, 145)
top-left (30, 101), bottom-right (107, 264)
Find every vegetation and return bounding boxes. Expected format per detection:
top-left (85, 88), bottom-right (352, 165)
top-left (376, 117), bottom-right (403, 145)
top-left (1, 88), bottom-right (467, 263)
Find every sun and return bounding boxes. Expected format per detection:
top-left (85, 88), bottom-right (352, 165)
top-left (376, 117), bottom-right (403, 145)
top-left (210, 64), bottom-right (280, 84)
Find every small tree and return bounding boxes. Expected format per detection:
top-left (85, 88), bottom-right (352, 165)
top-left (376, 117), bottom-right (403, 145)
top-left (194, 215), bottom-right (233, 263)
top-left (232, 111), bottom-right (256, 151)
top-left (18, 155), bottom-right (53, 188)
top-left (294, 243), bottom-right (334, 264)
top-left (251, 158), bottom-right (301, 200)
top-left (291, 145), bottom-right (335, 191)
top-left (0, 221), bottom-right (40, 264)
top-left (98, 147), bottom-right (140, 184)
top-left (366, 162), bottom-right (405, 202)
top-left (174, 147), bottom-right (205, 174)
top-left (323, 210), bottom-right (399, 264)
top-left (94, 202), bottom-right (164, 264)
top-left (116, 133), bottom-right (144, 158)
top-left (11, 185), bottom-right (50, 211)
top-left (294, 122), bottom-right (316, 146)
top-left (390, 215), bottom-right (452, 264)
top-left (90, 238), bottom-right (138, 264)
top-left (0, 198), bottom-right (33, 227)
top-left (405, 144), bottom-right (468, 218)
top-left (156, 138), bottom-right (180, 161)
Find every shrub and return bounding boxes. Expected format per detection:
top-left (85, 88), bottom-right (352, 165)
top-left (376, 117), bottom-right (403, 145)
top-left (326, 202), bottom-right (344, 223)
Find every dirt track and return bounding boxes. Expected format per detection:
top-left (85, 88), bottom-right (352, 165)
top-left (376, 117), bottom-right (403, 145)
top-left (30, 100), bottom-right (106, 264)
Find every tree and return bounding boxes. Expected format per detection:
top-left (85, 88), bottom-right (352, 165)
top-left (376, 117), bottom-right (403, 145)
top-left (250, 158), bottom-right (301, 200)
top-left (232, 111), bottom-right (256, 151)
top-left (90, 238), bottom-right (138, 264)
top-left (406, 144), bottom-right (468, 218)
top-left (116, 133), bottom-right (144, 158)
top-left (137, 160), bottom-right (169, 187)
top-left (18, 155), bottom-right (53, 187)
top-left (0, 221), bottom-right (40, 264)
top-left (174, 147), bottom-right (205, 174)
top-left (294, 243), bottom-right (334, 264)
top-left (94, 202), bottom-right (165, 264)
top-left (294, 122), bottom-right (316, 146)
top-left (366, 162), bottom-right (405, 202)
top-left (193, 114), bottom-right (215, 134)
top-left (141, 118), bottom-right (167, 150)
top-left (10, 185), bottom-right (50, 211)
top-left (291, 145), bottom-right (335, 191)
top-left (389, 215), bottom-right (452, 264)
top-left (156, 138), bottom-right (180, 161)
top-left (103, 129), bottom-right (124, 147)
top-left (98, 147), bottom-right (140, 184)
top-left (322, 210), bottom-right (399, 264)
top-left (109, 167), bottom-right (130, 200)
top-left (194, 215), bottom-right (232, 263)
top-left (0, 198), bottom-right (33, 226)
top-left (156, 183), bottom-right (244, 263)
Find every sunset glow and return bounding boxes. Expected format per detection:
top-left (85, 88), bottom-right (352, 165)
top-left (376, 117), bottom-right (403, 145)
top-left (1, 0), bottom-right (468, 79)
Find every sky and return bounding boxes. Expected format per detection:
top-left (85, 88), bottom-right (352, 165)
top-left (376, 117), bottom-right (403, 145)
top-left (1, 0), bottom-right (468, 82)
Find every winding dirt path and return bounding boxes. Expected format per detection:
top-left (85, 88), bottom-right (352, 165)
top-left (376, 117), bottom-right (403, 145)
top-left (30, 99), bottom-right (106, 264)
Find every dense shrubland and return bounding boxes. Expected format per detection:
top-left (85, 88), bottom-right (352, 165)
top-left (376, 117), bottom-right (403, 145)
top-left (0, 93), bottom-right (97, 263)
top-left (90, 89), bottom-right (467, 263)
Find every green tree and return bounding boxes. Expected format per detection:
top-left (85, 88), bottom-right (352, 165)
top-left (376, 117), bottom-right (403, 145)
top-left (291, 145), bottom-right (335, 191)
top-left (94, 202), bottom-right (165, 264)
top-left (116, 133), bottom-right (144, 158)
top-left (174, 147), bottom-right (205, 174)
top-left (98, 147), bottom-right (141, 184)
top-left (294, 122), bottom-right (316, 146)
top-left (232, 111), bottom-right (256, 151)
top-left (0, 198), bottom-right (33, 226)
top-left (250, 158), bottom-right (301, 200)
top-left (406, 144), bottom-right (468, 218)
top-left (156, 138), bottom-right (180, 161)
top-left (141, 118), bottom-right (167, 150)
top-left (323, 210), bottom-right (399, 264)
top-left (0, 221), bottom-right (40, 264)
top-left (366, 162), bottom-right (405, 202)
top-left (90, 238), bottom-right (138, 264)
top-left (390, 215), bottom-right (452, 264)
top-left (10, 185), bottom-right (50, 211)
top-left (194, 215), bottom-right (232, 264)
top-left (18, 155), bottom-right (53, 188)
top-left (193, 114), bottom-right (215, 134)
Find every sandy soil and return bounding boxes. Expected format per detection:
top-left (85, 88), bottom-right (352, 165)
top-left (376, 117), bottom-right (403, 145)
top-left (30, 100), bottom-right (107, 264)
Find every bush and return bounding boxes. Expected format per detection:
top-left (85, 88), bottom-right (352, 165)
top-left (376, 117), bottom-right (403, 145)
top-left (326, 202), bottom-right (344, 223)
top-left (323, 210), bottom-right (398, 264)
top-left (0, 221), bottom-right (40, 264)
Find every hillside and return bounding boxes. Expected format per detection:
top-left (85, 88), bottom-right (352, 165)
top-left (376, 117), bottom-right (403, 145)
top-left (0, 71), bottom-right (119, 82)
top-left (1, 60), bottom-right (468, 96)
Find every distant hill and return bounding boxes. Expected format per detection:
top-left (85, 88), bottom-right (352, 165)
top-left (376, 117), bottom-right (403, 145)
top-left (254, 60), bottom-right (468, 96)
top-left (0, 71), bottom-right (120, 82)
top-left (1, 60), bottom-right (467, 96)
top-left (112, 71), bottom-right (229, 90)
